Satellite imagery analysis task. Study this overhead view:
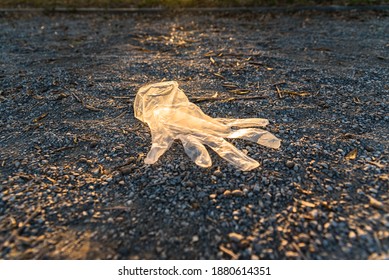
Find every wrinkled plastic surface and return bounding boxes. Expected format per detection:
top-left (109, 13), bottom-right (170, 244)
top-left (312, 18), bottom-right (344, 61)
top-left (134, 81), bottom-right (281, 171)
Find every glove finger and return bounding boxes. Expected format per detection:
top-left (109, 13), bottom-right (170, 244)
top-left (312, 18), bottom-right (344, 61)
top-left (215, 118), bottom-right (269, 127)
top-left (178, 135), bottom-right (212, 168)
top-left (144, 135), bottom-right (174, 164)
top-left (227, 128), bottom-right (281, 149)
top-left (145, 145), bottom-right (169, 164)
top-left (203, 135), bottom-right (260, 171)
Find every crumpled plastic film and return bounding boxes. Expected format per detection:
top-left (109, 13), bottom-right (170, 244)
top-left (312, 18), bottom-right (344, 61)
top-left (134, 81), bottom-right (281, 171)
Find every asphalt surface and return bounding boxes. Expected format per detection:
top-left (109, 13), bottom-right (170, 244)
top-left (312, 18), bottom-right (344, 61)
top-left (0, 7), bottom-right (388, 259)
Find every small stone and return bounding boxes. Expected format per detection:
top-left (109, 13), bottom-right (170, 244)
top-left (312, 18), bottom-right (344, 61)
top-left (231, 189), bottom-right (244, 197)
top-left (262, 177), bottom-right (270, 185)
top-left (209, 194), bottom-right (217, 199)
top-left (364, 145), bottom-right (374, 152)
top-left (228, 232), bottom-right (244, 242)
top-left (91, 167), bottom-right (100, 175)
top-left (192, 235), bottom-right (199, 242)
top-left (127, 156), bottom-right (136, 163)
top-left (285, 160), bottom-right (295, 169)
top-left (223, 190), bottom-right (232, 196)
top-left (383, 214), bottom-right (389, 228)
top-left (264, 192), bottom-right (272, 200)
top-left (79, 158), bottom-right (88, 163)
top-left (93, 212), bottom-right (102, 219)
top-left (356, 227), bottom-right (368, 238)
top-left (213, 169), bottom-right (223, 178)
top-left (90, 141), bottom-right (98, 148)
top-left (298, 233), bottom-right (310, 242)
top-left (125, 200), bottom-right (132, 206)
top-left (310, 209), bottom-right (319, 219)
top-left (179, 162), bottom-right (186, 171)
top-left (185, 181), bottom-right (194, 188)
top-left (344, 182), bottom-right (352, 188)
top-left (156, 246), bottom-right (163, 253)
top-left (120, 166), bottom-right (133, 175)
top-left (285, 251), bottom-right (299, 258)
top-left (325, 185), bottom-right (333, 191)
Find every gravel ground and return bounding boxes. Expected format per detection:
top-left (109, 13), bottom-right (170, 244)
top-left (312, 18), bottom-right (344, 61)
top-left (0, 7), bottom-right (388, 260)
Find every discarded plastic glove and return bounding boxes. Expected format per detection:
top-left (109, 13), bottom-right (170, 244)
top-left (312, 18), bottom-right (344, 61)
top-left (134, 81), bottom-right (281, 171)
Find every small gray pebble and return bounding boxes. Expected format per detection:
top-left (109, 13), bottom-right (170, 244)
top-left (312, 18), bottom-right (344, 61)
top-left (285, 160), bottom-right (295, 169)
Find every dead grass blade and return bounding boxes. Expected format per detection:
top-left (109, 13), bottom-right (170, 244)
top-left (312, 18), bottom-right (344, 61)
top-left (203, 51), bottom-right (215, 57)
top-left (275, 85), bottom-right (282, 98)
top-left (366, 161), bottom-right (385, 169)
top-left (192, 95), bottom-right (266, 103)
top-left (219, 245), bottom-right (238, 260)
top-left (84, 104), bottom-right (103, 112)
top-left (274, 85), bottom-right (310, 98)
top-left (71, 91), bottom-right (82, 103)
top-left (213, 73), bottom-right (225, 80)
top-left (282, 90), bottom-right (310, 97)
top-left (294, 198), bottom-right (316, 208)
top-left (222, 82), bottom-right (238, 89)
top-left (229, 89), bottom-right (251, 95)
top-left (33, 112), bottom-right (49, 123)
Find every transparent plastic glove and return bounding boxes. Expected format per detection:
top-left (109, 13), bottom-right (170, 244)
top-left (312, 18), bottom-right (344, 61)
top-left (134, 81), bottom-right (281, 171)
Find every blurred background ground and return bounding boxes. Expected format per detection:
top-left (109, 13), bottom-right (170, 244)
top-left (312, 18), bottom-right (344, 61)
top-left (0, 0), bottom-right (387, 8)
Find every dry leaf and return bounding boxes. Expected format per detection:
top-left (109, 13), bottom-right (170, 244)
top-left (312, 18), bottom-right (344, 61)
top-left (345, 148), bottom-right (358, 160)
